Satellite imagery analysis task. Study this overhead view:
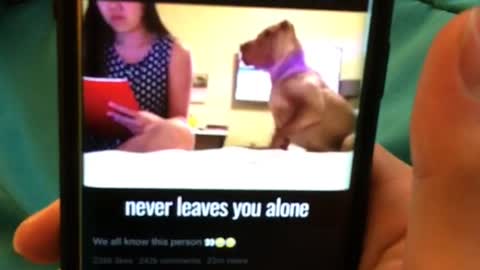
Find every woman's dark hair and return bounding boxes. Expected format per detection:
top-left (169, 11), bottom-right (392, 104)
top-left (83, 1), bottom-right (171, 76)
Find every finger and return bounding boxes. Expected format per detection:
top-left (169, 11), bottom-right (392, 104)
top-left (359, 144), bottom-right (412, 270)
top-left (408, 7), bottom-right (480, 270)
top-left (13, 199), bottom-right (60, 264)
top-left (108, 101), bottom-right (137, 118)
top-left (108, 111), bottom-right (139, 132)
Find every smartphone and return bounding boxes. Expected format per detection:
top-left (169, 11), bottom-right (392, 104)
top-left (57, 0), bottom-right (393, 269)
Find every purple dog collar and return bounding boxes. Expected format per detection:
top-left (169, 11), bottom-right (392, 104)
top-left (269, 50), bottom-right (311, 82)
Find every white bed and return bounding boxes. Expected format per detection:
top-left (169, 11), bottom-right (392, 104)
top-left (83, 147), bottom-right (353, 191)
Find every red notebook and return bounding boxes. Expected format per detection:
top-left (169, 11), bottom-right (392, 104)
top-left (83, 77), bottom-right (140, 138)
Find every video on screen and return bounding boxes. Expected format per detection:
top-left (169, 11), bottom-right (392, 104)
top-left (81, 1), bottom-right (368, 191)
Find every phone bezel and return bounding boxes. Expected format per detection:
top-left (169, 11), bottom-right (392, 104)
top-left (56, 1), bottom-right (393, 269)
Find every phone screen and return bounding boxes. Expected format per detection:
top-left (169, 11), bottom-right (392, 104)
top-left (79, 0), bottom-right (378, 268)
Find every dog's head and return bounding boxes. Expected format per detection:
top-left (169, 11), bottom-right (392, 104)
top-left (240, 20), bottom-right (300, 70)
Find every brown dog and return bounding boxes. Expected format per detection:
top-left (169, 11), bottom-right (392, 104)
top-left (240, 20), bottom-right (356, 152)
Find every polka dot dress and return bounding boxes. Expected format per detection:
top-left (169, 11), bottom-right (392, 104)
top-left (83, 36), bottom-right (173, 152)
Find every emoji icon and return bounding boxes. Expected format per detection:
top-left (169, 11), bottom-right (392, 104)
top-left (204, 238), bottom-right (215, 247)
top-left (226, 237), bottom-right (236, 248)
top-left (215, 237), bottom-right (225, 248)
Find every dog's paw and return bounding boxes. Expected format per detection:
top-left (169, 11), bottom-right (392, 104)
top-left (340, 134), bottom-right (355, 152)
top-left (287, 144), bottom-right (307, 152)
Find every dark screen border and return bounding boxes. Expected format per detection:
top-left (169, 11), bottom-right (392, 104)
top-left (56, 1), bottom-right (393, 270)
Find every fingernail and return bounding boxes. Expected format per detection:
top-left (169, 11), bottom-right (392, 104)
top-left (12, 222), bottom-right (25, 255)
top-left (460, 8), bottom-right (480, 98)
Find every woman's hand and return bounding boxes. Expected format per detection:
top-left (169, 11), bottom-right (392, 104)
top-left (117, 116), bottom-right (195, 152)
top-left (107, 101), bottom-right (163, 135)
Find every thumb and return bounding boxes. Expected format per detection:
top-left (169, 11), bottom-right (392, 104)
top-left (408, 7), bottom-right (480, 269)
top-left (13, 199), bottom-right (60, 264)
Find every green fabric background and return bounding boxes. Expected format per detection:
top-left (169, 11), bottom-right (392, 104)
top-left (0, 1), bottom-right (476, 269)
top-left (0, 2), bottom-right (58, 270)
top-left (376, 0), bottom-right (456, 163)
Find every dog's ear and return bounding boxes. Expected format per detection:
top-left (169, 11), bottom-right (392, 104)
top-left (280, 20), bottom-right (294, 31)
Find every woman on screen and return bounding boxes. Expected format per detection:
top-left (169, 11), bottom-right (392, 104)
top-left (83, 0), bottom-right (194, 152)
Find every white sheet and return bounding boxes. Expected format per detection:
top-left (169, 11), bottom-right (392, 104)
top-left (83, 147), bottom-right (353, 191)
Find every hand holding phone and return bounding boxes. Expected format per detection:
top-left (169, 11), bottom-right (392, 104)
top-left (16, 10), bottom-right (480, 270)
top-left (59, 0), bottom-right (394, 269)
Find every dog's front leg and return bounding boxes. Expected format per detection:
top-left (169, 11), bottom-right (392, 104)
top-left (270, 129), bottom-right (290, 150)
